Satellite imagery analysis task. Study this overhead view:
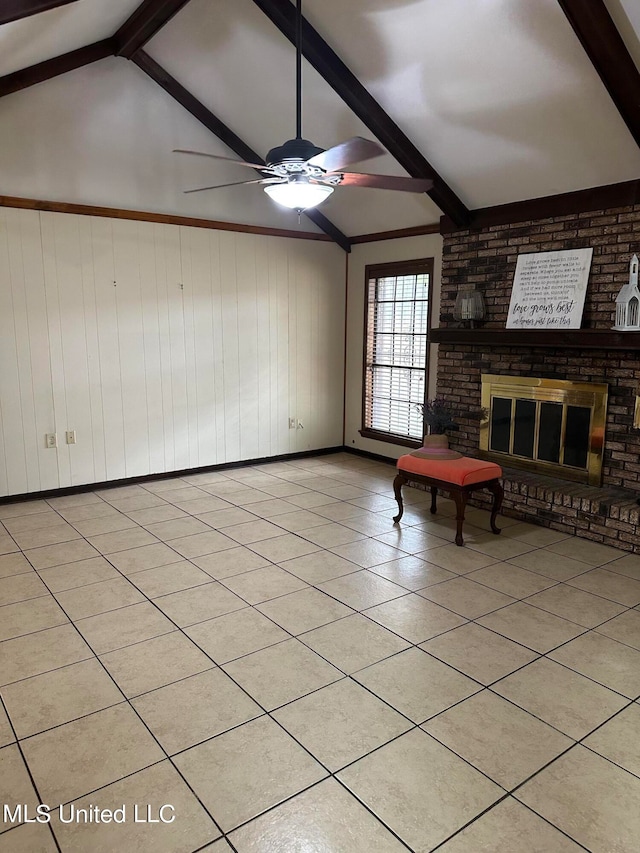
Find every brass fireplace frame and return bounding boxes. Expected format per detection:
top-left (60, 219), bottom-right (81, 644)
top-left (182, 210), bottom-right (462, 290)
top-left (480, 375), bottom-right (608, 485)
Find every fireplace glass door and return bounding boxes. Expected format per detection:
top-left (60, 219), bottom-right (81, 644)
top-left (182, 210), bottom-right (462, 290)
top-left (481, 375), bottom-right (608, 485)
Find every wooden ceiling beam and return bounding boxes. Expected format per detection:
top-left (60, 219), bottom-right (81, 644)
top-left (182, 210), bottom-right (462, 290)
top-left (0, 0), bottom-right (78, 26)
top-left (557, 0), bottom-right (640, 149)
top-left (0, 0), bottom-right (189, 95)
top-left (132, 51), bottom-right (351, 251)
top-left (0, 38), bottom-right (115, 97)
top-left (251, 0), bottom-right (470, 227)
top-left (114, 0), bottom-right (193, 58)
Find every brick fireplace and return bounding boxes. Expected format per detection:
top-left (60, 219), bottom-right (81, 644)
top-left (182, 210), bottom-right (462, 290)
top-left (434, 203), bottom-right (640, 552)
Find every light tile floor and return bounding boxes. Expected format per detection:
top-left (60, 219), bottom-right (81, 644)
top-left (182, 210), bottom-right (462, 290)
top-left (0, 452), bottom-right (639, 852)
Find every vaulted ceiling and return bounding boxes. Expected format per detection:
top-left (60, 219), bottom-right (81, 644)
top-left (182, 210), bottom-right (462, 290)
top-left (1, 0), bottom-right (640, 246)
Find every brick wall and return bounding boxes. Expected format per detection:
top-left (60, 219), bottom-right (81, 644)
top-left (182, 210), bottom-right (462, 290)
top-left (440, 207), bottom-right (640, 328)
top-left (437, 204), bottom-right (640, 551)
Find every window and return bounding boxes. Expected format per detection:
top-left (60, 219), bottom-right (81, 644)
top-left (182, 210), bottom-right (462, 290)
top-left (360, 258), bottom-right (433, 446)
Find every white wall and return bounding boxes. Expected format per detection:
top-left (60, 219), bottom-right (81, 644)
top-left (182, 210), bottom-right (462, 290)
top-left (0, 206), bottom-right (345, 497)
top-left (344, 234), bottom-right (443, 461)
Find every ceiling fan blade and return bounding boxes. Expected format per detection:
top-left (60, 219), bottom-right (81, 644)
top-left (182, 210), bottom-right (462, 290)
top-left (184, 178), bottom-right (274, 194)
top-left (306, 137), bottom-right (384, 173)
top-left (336, 172), bottom-right (434, 193)
top-left (174, 149), bottom-right (268, 170)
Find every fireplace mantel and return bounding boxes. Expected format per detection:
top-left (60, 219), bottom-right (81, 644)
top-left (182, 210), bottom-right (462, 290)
top-left (430, 328), bottom-right (640, 350)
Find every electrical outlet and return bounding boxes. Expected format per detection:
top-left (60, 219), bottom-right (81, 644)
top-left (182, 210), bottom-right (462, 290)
top-left (66, 430), bottom-right (77, 445)
top-left (45, 433), bottom-right (57, 449)
top-left (289, 418), bottom-right (296, 429)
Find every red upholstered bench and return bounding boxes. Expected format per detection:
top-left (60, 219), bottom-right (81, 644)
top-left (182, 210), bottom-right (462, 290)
top-left (393, 455), bottom-right (503, 546)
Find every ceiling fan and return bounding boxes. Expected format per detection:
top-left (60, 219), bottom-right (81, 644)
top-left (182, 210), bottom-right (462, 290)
top-left (174, 0), bottom-right (433, 211)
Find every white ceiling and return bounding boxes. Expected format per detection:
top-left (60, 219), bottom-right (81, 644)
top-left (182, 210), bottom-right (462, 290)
top-left (1, 0), bottom-right (640, 239)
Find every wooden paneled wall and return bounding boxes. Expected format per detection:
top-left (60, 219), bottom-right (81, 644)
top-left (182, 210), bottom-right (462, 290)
top-left (0, 207), bottom-right (345, 496)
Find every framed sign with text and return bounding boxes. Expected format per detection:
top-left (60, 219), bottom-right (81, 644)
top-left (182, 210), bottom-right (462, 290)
top-left (506, 248), bottom-right (593, 329)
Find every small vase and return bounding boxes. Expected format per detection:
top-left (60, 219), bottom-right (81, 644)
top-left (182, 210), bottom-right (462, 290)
top-left (414, 431), bottom-right (462, 460)
top-left (422, 433), bottom-right (449, 450)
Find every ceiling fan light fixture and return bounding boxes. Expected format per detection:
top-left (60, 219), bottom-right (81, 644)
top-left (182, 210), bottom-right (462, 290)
top-left (264, 179), bottom-right (333, 210)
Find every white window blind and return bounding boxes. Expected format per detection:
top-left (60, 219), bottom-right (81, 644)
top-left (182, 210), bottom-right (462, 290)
top-left (363, 260), bottom-right (432, 442)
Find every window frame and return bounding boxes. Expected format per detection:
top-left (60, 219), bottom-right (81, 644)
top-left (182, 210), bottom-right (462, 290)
top-left (359, 257), bottom-right (434, 448)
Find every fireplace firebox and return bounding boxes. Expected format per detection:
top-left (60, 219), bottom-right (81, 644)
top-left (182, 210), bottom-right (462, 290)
top-left (480, 375), bottom-right (608, 485)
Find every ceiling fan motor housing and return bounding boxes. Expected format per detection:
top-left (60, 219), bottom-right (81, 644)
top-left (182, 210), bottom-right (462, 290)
top-left (266, 138), bottom-right (324, 168)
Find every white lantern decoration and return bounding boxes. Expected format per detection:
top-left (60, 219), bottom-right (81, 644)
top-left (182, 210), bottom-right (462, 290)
top-left (613, 254), bottom-right (640, 331)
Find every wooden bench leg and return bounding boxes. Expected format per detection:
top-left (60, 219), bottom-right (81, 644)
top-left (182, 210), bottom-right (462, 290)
top-left (452, 489), bottom-right (468, 546)
top-left (430, 486), bottom-right (437, 515)
top-left (393, 473), bottom-right (405, 523)
top-left (488, 480), bottom-right (503, 535)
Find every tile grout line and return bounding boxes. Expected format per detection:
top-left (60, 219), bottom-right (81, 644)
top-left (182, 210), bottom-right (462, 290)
top-left (2, 484), bottom-right (516, 849)
top-left (5, 563), bottom-right (227, 849)
top-left (0, 693), bottom-right (63, 851)
top-left (1, 455), bottom-right (639, 849)
top-left (21, 548), bottom-right (425, 848)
